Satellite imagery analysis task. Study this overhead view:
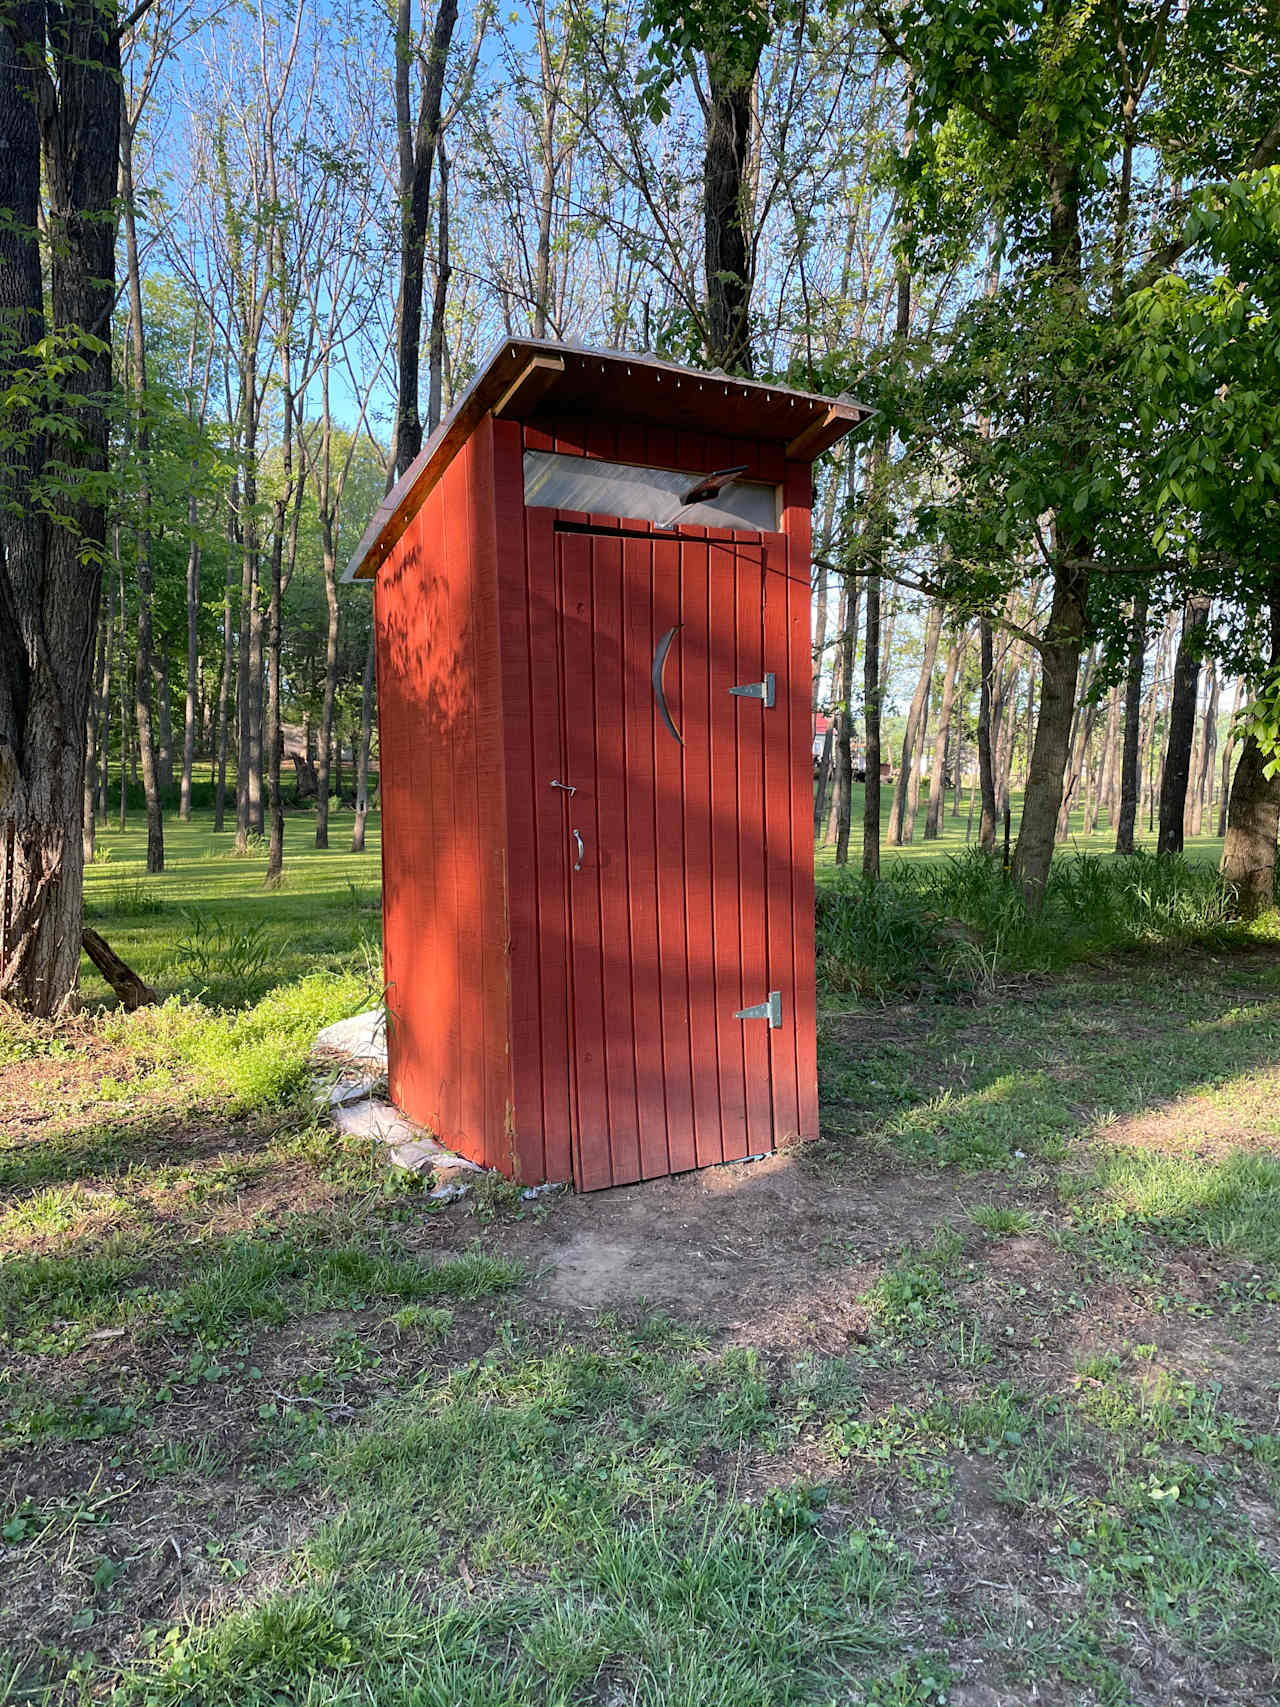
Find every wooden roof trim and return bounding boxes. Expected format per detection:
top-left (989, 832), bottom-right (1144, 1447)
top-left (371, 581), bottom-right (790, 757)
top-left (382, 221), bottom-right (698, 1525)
top-left (343, 337), bottom-right (872, 581)
top-left (492, 352), bottom-right (566, 419)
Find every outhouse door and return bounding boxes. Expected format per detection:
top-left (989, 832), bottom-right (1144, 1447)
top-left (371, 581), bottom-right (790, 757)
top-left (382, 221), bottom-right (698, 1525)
top-left (548, 524), bottom-right (795, 1190)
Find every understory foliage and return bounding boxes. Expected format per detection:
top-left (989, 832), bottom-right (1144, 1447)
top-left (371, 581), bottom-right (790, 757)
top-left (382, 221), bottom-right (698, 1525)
top-left (816, 849), bottom-right (1251, 999)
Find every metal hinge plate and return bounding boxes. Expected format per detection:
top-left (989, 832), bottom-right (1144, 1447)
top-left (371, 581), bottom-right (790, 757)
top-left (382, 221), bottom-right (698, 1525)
top-left (729, 672), bottom-right (776, 708)
top-left (735, 990), bottom-right (782, 1029)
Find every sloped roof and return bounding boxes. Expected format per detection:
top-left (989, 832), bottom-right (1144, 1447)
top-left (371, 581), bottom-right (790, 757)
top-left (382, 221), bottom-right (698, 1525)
top-left (343, 337), bottom-right (870, 582)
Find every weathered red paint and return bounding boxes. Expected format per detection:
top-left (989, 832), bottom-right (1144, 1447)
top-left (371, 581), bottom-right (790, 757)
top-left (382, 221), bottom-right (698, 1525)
top-left (368, 345), bottom-right (859, 1189)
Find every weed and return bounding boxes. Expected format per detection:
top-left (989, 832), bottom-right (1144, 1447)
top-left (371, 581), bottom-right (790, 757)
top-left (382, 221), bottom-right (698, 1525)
top-left (175, 909), bottom-right (272, 1003)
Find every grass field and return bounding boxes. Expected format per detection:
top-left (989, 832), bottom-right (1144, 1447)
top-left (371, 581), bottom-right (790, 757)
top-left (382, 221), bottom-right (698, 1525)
top-left (1, 800), bottom-right (1278, 1705)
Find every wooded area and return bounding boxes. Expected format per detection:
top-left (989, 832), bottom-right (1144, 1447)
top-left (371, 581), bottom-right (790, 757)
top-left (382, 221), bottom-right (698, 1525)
top-left (3, 0), bottom-right (1280, 1017)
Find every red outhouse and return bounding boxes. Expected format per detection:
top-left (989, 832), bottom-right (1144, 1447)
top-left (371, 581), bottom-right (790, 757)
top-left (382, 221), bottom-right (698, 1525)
top-left (344, 339), bottom-right (866, 1190)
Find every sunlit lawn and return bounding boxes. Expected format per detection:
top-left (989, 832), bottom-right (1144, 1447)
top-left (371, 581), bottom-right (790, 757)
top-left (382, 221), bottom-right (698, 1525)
top-left (1, 791), bottom-right (1276, 1705)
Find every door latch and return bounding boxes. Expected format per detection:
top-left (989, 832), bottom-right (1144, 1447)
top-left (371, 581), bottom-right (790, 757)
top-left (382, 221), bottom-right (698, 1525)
top-left (729, 672), bottom-right (776, 708)
top-left (735, 990), bottom-right (782, 1028)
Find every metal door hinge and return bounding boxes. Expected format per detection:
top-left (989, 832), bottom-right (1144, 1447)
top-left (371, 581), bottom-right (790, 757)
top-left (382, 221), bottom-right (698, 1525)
top-left (735, 990), bottom-right (782, 1028)
top-left (729, 672), bottom-right (776, 708)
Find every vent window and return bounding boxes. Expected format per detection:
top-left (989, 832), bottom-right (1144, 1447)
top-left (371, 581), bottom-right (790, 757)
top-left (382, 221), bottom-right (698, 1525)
top-left (523, 450), bottom-right (779, 532)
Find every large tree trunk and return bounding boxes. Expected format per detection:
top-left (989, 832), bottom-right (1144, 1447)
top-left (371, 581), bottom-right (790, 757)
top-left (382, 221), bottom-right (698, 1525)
top-left (702, 56), bottom-right (756, 374)
top-left (0, 0), bottom-right (120, 1015)
top-left (121, 112), bottom-right (164, 875)
top-left (1221, 572), bottom-right (1280, 916)
top-left (1012, 558), bottom-right (1088, 907)
top-left (1158, 596), bottom-right (1211, 856)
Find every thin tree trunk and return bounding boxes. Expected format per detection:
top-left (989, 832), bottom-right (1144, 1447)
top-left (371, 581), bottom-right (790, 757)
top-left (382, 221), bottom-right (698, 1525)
top-left (862, 570), bottom-right (882, 880)
top-left (121, 111), bottom-right (163, 875)
top-left (890, 601), bottom-right (941, 846)
top-left (1158, 595), bottom-right (1211, 855)
top-left (97, 567), bottom-right (115, 825)
top-left (925, 630), bottom-right (962, 839)
top-left (180, 522), bottom-right (200, 821)
top-left (352, 625), bottom-right (377, 853)
top-left (1191, 663), bottom-right (1218, 838)
top-left (426, 137), bottom-right (450, 433)
top-left (1116, 585), bottom-right (1149, 852)
top-left (977, 620), bottom-right (998, 853)
top-left (814, 578), bottom-right (846, 838)
top-left (156, 650), bottom-right (174, 795)
top-left (833, 576), bottom-right (861, 866)
top-left (1218, 678), bottom-right (1243, 837)
top-left (215, 483), bottom-right (237, 835)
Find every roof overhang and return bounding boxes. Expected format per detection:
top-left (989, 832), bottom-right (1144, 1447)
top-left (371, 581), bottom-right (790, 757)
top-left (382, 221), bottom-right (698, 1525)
top-left (343, 337), bottom-right (872, 583)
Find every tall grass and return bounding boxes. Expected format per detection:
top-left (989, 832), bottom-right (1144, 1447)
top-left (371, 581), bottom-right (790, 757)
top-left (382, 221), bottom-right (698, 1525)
top-left (816, 849), bottom-right (1243, 1000)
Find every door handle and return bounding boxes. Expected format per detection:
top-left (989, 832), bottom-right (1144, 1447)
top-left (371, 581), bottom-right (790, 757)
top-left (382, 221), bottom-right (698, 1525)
top-left (571, 828), bottom-right (584, 871)
top-left (651, 624), bottom-right (684, 748)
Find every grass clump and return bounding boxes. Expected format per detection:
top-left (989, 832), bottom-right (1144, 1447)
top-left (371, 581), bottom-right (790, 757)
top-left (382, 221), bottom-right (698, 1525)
top-left (817, 848), bottom-right (1244, 1000)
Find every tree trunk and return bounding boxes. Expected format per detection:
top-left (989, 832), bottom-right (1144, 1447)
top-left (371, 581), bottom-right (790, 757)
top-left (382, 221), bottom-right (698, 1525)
top-left (235, 420), bottom-right (258, 851)
top-left (215, 477), bottom-right (237, 833)
top-left (121, 111), bottom-right (163, 875)
top-left (96, 568), bottom-right (115, 825)
top-left (248, 593), bottom-right (265, 836)
top-left (924, 630), bottom-right (961, 840)
top-left (1158, 596), bottom-right (1211, 856)
top-left (156, 653), bottom-right (174, 795)
top-left (180, 521), bottom-right (200, 821)
top-left (977, 619), bottom-right (998, 853)
top-left (890, 602), bottom-right (941, 846)
top-left (702, 54), bottom-right (757, 374)
top-left (1222, 739), bottom-right (1280, 916)
top-left (1218, 678), bottom-right (1243, 837)
top-left (393, 0), bottom-right (459, 478)
top-left (1191, 663), bottom-right (1218, 838)
top-left (813, 577), bottom-right (846, 838)
top-left (0, 0), bottom-right (120, 1015)
top-left (426, 138), bottom-right (450, 434)
top-left (1221, 573), bottom-right (1280, 915)
top-left (833, 576), bottom-right (860, 866)
top-left (862, 571), bottom-right (882, 880)
top-left (1012, 559), bottom-right (1088, 907)
top-left (352, 625), bottom-right (377, 853)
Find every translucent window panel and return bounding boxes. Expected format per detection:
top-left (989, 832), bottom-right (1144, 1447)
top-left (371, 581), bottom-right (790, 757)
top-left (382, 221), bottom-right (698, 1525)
top-left (523, 449), bottom-right (780, 532)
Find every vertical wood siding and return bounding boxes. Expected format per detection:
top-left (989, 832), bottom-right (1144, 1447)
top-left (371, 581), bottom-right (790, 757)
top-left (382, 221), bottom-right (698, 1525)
top-left (375, 419), bottom-right (513, 1171)
top-left (376, 409), bottom-right (818, 1189)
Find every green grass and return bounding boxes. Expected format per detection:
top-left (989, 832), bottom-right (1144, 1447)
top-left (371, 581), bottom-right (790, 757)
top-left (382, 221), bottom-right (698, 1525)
top-left (812, 779), bottom-right (1230, 881)
top-left (80, 804), bottom-right (383, 1008)
top-left (2, 800), bottom-right (1279, 1705)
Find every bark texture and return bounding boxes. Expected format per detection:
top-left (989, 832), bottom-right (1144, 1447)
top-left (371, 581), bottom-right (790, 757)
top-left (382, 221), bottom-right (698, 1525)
top-left (0, 0), bottom-right (121, 1014)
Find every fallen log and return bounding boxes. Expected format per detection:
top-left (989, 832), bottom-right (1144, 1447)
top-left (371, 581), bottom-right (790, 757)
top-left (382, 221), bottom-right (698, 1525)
top-left (82, 928), bottom-right (158, 1011)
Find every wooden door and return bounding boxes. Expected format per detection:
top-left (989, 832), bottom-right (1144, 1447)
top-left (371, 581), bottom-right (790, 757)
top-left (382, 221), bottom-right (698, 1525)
top-left (552, 525), bottom-right (792, 1190)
